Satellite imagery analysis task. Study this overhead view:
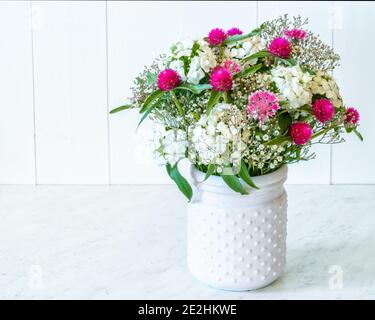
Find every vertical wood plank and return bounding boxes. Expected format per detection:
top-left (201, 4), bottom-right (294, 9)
top-left (258, 1), bottom-right (333, 184)
top-left (0, 1), bottom-right (35, 184)
top-left (332, 2), bottom-right (375, 184)
top-left (108, 1), bottom-right (182, 184)
top-left (32, 1), bottom-right (109, 184)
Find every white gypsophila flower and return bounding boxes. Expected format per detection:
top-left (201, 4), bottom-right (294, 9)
top-left (157, 58), bottom-right (167, 71)
top-left (168, 39), bottom-right (217, 85)
top-left (150, 122), bottom-right (187, 166)
top-left (224, 36), bottom-right (266, 63)
top-left (310, 71), bottom-right (343, 108)
top-left (188, 103), bottom-right (248, 168)
top-left (271, 65), bottom-right (313, 109)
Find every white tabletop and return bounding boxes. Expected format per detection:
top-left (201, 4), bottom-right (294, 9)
top-left (0, 184), bottom-right (374, 300)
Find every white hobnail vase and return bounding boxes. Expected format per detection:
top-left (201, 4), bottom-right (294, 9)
top-left (187, 165), bottom-right (288, 291)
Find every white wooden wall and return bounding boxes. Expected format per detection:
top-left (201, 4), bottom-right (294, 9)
top-left (0, 1), bottom-right (374, 185)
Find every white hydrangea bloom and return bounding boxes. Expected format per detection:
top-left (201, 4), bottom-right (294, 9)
top-left (310, 71), bottom-right (343, 108)
top-left (168, 39), bottom-right (217, 85)
top-left (150, 123), bottom-right (187, 166)
top-left (169, 59), bottom-right (186, 81)
top-left (224, 36), bottom-right (266, 63)
top-left (186, 56), bottom-right (205, 84)
top-left (271, 65), bottom-right (313, 109)
top-left (197, 40), bottom-right (217, 72)
top-left (174, 39), bottom-right (194, 58)
top-left (188, 103), bottom-right (248, 168)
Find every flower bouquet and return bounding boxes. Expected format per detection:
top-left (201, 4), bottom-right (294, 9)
top-left (111, 15), bottom-right (363, 290)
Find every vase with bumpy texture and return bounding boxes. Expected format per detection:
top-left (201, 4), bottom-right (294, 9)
top-left (187, 165), bottom-right (288, 291)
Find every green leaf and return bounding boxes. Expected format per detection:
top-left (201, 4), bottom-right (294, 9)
top-left (354, 128), bottom-right (364, 141)
top-left (139, 90), bottom-right (164, 114)
top-left (206, 91), bottom-right (221, 115)
top-left (242, 50), bottom-right (270, 62)
top-left (235, 63), bottom-right (262, 79)
top-left (109, 105), bottom-right (132, 114)
top-left (223, 27), bottom-right (261, 45)
top-left (278, 112), bottom-right (292, 134)
top-left (170, 90), bottom-right (184, 116)
top-left (137, 98), bottom-right (162, 129)
top-left (265, 136), bottom-right (291, 146)
top-left (180, 56), bottom-right (190, 75)
top-left (166, 163), bottom-right (193, 201)
top-left (174, 83), bottom-right (212, 94)
top-left (296, 147), bottom-right (301, 159)
top-left (239, 160), bottom-right (259, 189)
top-left (191, 42), bottom-right (200, 56)
top-left (276, 57), bottom-right (297, 67)
top-left (221, 174), bottom-right (248, 195)
top-left (203, 163), bottom-right (216, 182)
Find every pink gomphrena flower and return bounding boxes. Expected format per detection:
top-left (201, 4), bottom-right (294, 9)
top-left (312, 98), bottom-right (335, 123)
top-left (247, 90), bottom-right (280, 123)
top-left (210, 66), bottom-right (233, 91)
top-left (208, 28), bottom-right (227, 46)
top-left (284, 29), bottom-right (306, 40)
top-left (344, 107), bottom-right (360, 126)
top-left (289, 122), bottom-right (313, 145)
top-left (227, 27), bottom-right (243, 36)
top-left (223, 59), bottom-right (241, 74)
top-left (157, 69), bottom-right (181, 91)
top-left (268, 37), bottom-right (292, 58)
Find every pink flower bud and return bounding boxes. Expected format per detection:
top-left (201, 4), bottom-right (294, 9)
top-left (284, 29), bottom-right (306, 40)
top-left (268, 37), bottom-right (292, 58)
top-left (313, 98), bottom-right (335, 123)
top-left (344, 107), bottom-right (360, 126)
top-left (289, 122), bottom-right (313, 145)
top-left (208, 28), bottom-right (227, 46)
top-left (210, 66), bottom-right (233, 92)
top-left (227, 27), bottom-right (243, 36)
top-left (157, 69), bottom-right (181, 91)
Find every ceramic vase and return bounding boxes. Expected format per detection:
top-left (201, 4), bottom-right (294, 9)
top-left (187, 165), bottom-right (288, 291)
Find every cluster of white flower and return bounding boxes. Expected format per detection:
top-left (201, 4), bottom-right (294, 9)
top-left (243, 124), bottom-right (287, 172)
top-left (224, 36), bottom-right (266, 63)
top-left (310, 71), bottom-right (343, 108)
top-left (188, 103), bottom-right (248, 170)
top-left (271, 65), bottom-right (313, 108)
top-left (168, 39), bottom-right (216, 84)
top-left (150, 123), bottom-right (188, 166)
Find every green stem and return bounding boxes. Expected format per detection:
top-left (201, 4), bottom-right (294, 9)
top-left (170, 91), bottom-right (184, 116)
top-left (223, 91), bottom-right (231, 103)
top-left (311, 128), bottom-right (330, 140)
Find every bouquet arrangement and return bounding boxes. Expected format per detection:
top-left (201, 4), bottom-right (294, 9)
top-left (111, 15), bottom-right (362, 200)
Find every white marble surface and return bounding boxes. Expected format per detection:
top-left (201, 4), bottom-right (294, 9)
top-left (0, 184), bottom-right (374, 300)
